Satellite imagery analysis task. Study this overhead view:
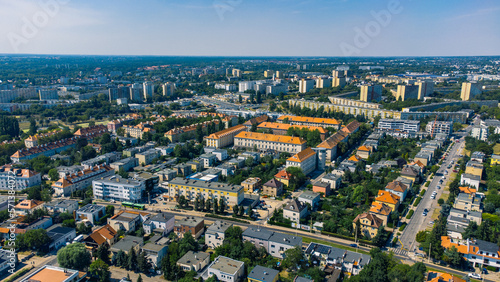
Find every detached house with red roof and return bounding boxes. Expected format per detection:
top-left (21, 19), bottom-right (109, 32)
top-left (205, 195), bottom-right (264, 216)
top-left (353, 213), bottom-right (383, 239)
top-left (356, 145), bottom-right (372, 160)
top-left (275, 170), bottom-right (292, 187)
top-left (441, 236), bottom-right (500, 269)
top-left (375, 190), bottom-right (400, 212)
top-left (385, 180), bottom-right (408, 202)
top-left (14, 199), bottom-right (44, 216)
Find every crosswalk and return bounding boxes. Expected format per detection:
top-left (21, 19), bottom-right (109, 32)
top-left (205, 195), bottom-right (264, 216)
top-left (392, 248), bottom-right (408, 256)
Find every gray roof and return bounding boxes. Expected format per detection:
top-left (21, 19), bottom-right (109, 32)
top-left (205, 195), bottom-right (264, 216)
top-left (77, 204), bottom-right (105, 213)
top-left (177, 251), bottom-right (210, 265)
top-left (176, 216), bottom-right (204, 228)
top-left (111, 235), bottom-right (143, 252)
top-left (461, 173), bottom-right (481, 181)
top-left (475, 239), bottom-right (500, 254)
top-left (447, 215), bottom-right (470, 226)
top-left (322, 173), bottom-right (341, 181)
top-left (268, 232), bottom-right (302, 247)
top-left (343, 251), bottom-right (371, 267)
top-left (295, 277), bottom-right (314, 282)
top-left (209, 256), bottom-right (244, 275)
top-left (206, 220), bottom-right (232, 235)
top-left (455, 192), bottom-right (482, 203)
top-left (45, 199), bottom-right (78, 209)
top-left (312, 181), bottom-right (330, 188)
top-left (95, 175), bottom-right (142, 186)
top-left (449, 208), bottom-right (482, 219)
top-left (299, 191), bottom-right (320, 201)
top-left (446, 223), bottom-right (466, 234)
top-left (242, 227), bottom-right (273, 241)
top-left (168, 178), bottom-right (243, 193)
top-left (145, 212), bottom-right (175, 224)
top-left (142, 242), bottom-right (167, 253)
top-left (248, 265), bottom-right (279, 282)
top-left (284, 199), bottom-right (307, 213)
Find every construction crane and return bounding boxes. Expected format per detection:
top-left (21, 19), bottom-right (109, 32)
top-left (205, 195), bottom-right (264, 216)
top-left (430, 114), bottom-right (438, 138)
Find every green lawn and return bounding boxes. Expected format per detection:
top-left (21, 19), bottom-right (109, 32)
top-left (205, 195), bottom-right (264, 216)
top-left (494, 143), bottom-right (500, 155)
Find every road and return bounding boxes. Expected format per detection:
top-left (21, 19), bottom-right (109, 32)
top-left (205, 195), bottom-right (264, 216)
top-left (398, 125), bottom-right (472, 255)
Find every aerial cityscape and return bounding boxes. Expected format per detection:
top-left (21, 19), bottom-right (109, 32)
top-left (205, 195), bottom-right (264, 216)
top-left (0, 1), bottom-right (499, 282)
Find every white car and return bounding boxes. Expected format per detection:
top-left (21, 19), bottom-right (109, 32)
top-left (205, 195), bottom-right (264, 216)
top-left (468, 273), bottom-right (481, 279)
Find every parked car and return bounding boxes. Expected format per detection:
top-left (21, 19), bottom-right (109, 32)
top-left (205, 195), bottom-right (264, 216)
top-left (468, 273), bottom-right (481, 279)
top-left (349, 244), bottom-right (358, 248)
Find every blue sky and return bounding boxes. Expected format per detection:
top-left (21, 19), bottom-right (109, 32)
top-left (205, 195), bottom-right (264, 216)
top-left (1, 0), bottom-right (499, 56)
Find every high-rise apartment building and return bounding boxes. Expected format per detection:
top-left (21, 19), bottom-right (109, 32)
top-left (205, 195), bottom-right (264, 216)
top-left (461, 82), bottom-right (482, 101)
top-left (143, 81), bottom-right (154, 100)
top-left (299, 79), bottom-right (314, 93)
top-left (162, 82), bottom-right (176, 96)
top-left (360, 85), bottom-right (382, 102)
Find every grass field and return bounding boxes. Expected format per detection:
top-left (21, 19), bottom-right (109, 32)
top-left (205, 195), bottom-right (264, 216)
top-left (494, 143), bottom-right (500, 155)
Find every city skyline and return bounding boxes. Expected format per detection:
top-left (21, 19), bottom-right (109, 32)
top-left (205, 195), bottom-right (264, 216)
top-left (1, 0), bottom-right (499, 57)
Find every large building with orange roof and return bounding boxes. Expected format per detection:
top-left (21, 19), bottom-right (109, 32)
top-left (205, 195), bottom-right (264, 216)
top-left (286, 148), bottom-right (317, 175)
top-left (124, 122), bottom-right (157, 139)
top-left (441, 236), bottom-right (500, 268)
top-left (52, 164), bottom-right (114, 197)
top-left (0, 164), bottom-right (41, 190)
top-left (205, 124), bottom-right (246, 148)
top-left (73, 125), bottom-right (107, 141)
top-left (20, 265), bottom-right (86, 282)
top-left (84, 224), bottom-right (118, 248)
top-left (375, 190), bottom-right (400, 212)
top-left (385, 180), bottom-right (409, 201)
top-left (11, 137), bottom-right (79, 163)
top-left (277, 115), bottom-right (340, 130)
top-left (234, 132), bottom-right (306, 154)
top-left (14, 199), bottom-right (44, 216)
top-left (164, 120), bottom-right (219, 142)
top-left (341, 120), bottom-right (361, 134)
top-left (316, 130), bottom-right (349, 161)
top-left (257, 122), bottom-right (328, 140)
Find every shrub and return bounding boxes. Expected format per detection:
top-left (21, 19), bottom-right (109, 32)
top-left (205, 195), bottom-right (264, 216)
top-left (420, 189), bottom-right (426, 196)
top-left (413, 197), bottom-right (422, 207)
top-left (399, 223), bottom-right (407, 231)
top-left (486, 266), bottom-right (497, 272)
top-left (406, 210), bottom-right (414, 219)
top-left (425, 181), bottom-right (430, 187)
top-left (437, 198), bottom-right (444, 205)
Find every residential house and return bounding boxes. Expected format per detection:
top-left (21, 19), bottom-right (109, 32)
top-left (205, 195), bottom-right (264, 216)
top-left (491, 154), bottom-right (500, 165)
top-left (459, 186), bottom-right (477, 195)
top-left (174, 216), bottom-right (205, 239)
top-left (19, 265), bottom-right (86, 282)
top-left (274, 170), bottom-right (292, 187)
top-left (453, 193), bottom-right (482, 212)
top-left (212, 149), bottom-right (229, 161)
top-left (341, 120), bottom-right (361, 135)
top-left (283, 199), bottom-right (308, 224)
top-left (241, 177), bottom-right (262, 193)
top-left (400, 165), bottom-right (420, 183)
top-left (242, 227), bottom-right (274, 252)
top-left (199, 153), bottom-right (217, 168)
top-left (84, 224), bottom-right (117, 248)
top-left (374, 190), bottom-right (400, 212)
top-left (206, 221), bottom-right (233, 249)
top-left (369, 202), bottom-right (392, 226)
top-left (385, 180), bottom-right (408, 202)
top-left (107, 210), bottom-right (149, 233)
top-left (268, 232), bottom-right (302, 259)
top-left (441, 236), bottom-right (500, 269)
top-left (316, 130), bottom-right (349, 162)
top-left (248, 265), bottom-right (279, 282)
top-left (352, 213), bottom-right (383, 239)
top-left (52, 164), bottom-right (114, 197)
top-left (262, 178), bottom-right (284, 197)
top-left (305, 243), bottom-right (371, 277)
top-left (312, 181), bottom-right (331, 197)
top-left (460, 173), bottom-right (481, 189)
top-left (470, 151), bottom-right (486, 163)
top-left (75, 204), bottom-right (106, 225)
top-left (177, 251), bottom-right (210, 272)
top-left (286, 147), bottom-right (317, 176)
top-left (321, 174), bottom-right (342, 189)
top-left (447, 208), bottom-right (482, 239)
top-left (110, 235), bottom-right (143, 255)
top-left (426, 271), bottom-right (466, 282)
top-left (356, 145), bottom-right (372, 160)
top-left (14, 199), bottom-right (44, 216)
top-left (143, 212), bottom-right (175, 235)
top-left (465, 161), bottom-right (484, 179)
top-left (46, 224), bottom-right (77, 251)
top-left (44, 199), bottom-right (79, 214)
top-left (298, 191), bottom-right (321, 210)
top-left (142, 242), bottom-right (168, 268)
top-left (204, 256), bottom-right (245, 282)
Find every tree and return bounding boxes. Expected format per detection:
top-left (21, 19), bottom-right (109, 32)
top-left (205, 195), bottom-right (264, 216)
top-left (77, 222), bottom-right (92, 234)
top-left (105, 205), bottom-right (115, 217)
top-left (114, 250), bottom-right (128, 268)
top-left (137, 274), bottom-right (143, 282)
top-left (179, 232), bottom-right (198, 255)
top-left (250, 123), bottom-right (258, 132)
top-left (213, 198), bottom-right (219, 214)
top-left (444, 246), bottom-right (462, 268)
top-left (118, 168), bottom-right (129, 178)
top-left (96, 242), bottom-right (111, 264)
top-left (282, 246), bottom-right (304, 270)
top-left (29, 118), bottom-right (37, 135)
top-left (57, 243), bottom-right (92, 271)
top-left (239, 205), bottom-right (245, 216)
top-left (269, 101), bottom-right (276, 111)
top-left (89, 259), bottom-right (110, 282)
top-left (16, 229), bottom-right (51, 252)
top-left (245, 157), bottom-right (254, 168)
top-left (48, 168), bottom-right (59, 181)
top-left (127, 247), bottom-right (137, 271)
top-left (416, 231), bottom-right (429, 243)
top-left (233, 205), bottom-right (239, 215)
top-left (219, 198), bottom-right (225, 213)
top-left (137, 250), bottom-right (150, 273)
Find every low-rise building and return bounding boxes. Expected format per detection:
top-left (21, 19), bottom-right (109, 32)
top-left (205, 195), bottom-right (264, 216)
top-left (92, 175), bottom-right (145, 203)
top-left (453, 193), bottom-right (482, 212)
top-left (274, 170), bottom-right (292, 186)
top-left (460, 173), bottom-right (481, 189)
top-left (352, 212), bottom-right (383, 239)
top-left (426, 121), bottom-right (452, 136)
top-left (109, 157), bottom-right (138, 172)
top-left (374, 190), bottom-right (400, 212)
top-left (212, 149), bottom-right (229, 161)
top-left (75, 204), bottom-right (106, 225)
top-left (356, 145), bottom-right (372, 160)
top-left (465, 161), bottom-right (484, 179)
top-left (108, 210), bottom-right (149, 233)
top-left (205, 124), bottom-right (247, 149)
top-left (248, 265), bottom-right (279, 282)
top-left (242, 227), bottom-right (274, 252)
top-left (46, 224), bottom-right (77, 251)
top-left (44, 199), bottom-right (79, 214)
top-left (305, 243), bottom-right (371, 277)
top-left (369, 202), bottom-right (391, 226)
top-left (204, 256), bottom-right (245, 282)
top-left (262, 178), bottom-right (283, 197)
top-left (241, 177), bottom-right (261, 193)
top-left (312, 181), bottom-right (331, 197)
top-left (143, 212), bottom-right (175, 235)
top-left (268, 232), bottom-right (302, 259)
top-left (14, 199), bottom-right (44, 216)
top-left (385, 180), bottom-right (408, 202)
top-left (19, 265), bottom-right (86, 282)
top-left (84, 224), bottom-right (117, 248)
top-left (441, 236), bottom-right (500, 269)
top-left (316, 130), bottom-right (349, 161)
top-left (206, 221), bottom-right (233, 249)
top-left (199, 153), bottom-right (217, 168)
top-left (298, 191), bottom-right (320, 210)
top-left (283, 199), bottom-right (308, 224)
top-left (491, 154), bottom-right (500, 165)
top-left (110, 235), bottom-right (143, 255)
top-left (177, 251), bottom-right (210, 272)
top-left (321, 174), bottom-right (341, 189)
top-left (135, 149), bottom-right (160, 166)
top-left (142, 242), bottom-right (168, 268)
top-left (174, 216), bottom-right (205, 239)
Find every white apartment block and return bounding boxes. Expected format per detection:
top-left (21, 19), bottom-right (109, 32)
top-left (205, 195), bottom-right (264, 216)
top-left (93, 175), bottom-right (145, 202)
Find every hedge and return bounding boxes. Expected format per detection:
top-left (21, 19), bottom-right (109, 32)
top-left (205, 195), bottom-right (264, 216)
top-left (399, 223), bottom-right (407, 231)
top-left (413, 197), bottom-right (422, 207)
top-left (406, 210), bottom-right (414, 219)
top-left (5, 267), bottom-right (33, 282)
top-left (420, 189), bottom-right (426, 196)
top-left (205, 213), bottom-right (250, 224)
top-left (425, 181), bottom-right (430, 187)
top-left (486, 266), bottom-right (498, 272)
